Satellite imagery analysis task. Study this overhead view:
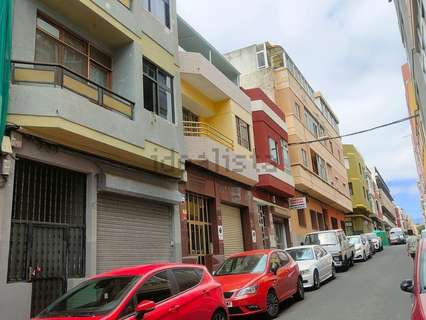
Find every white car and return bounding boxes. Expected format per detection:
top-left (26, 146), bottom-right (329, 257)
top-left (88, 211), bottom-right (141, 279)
top-left (286, 245), bottom-right (335, 290)
top-left (348, 235), bottom-right (370, 261)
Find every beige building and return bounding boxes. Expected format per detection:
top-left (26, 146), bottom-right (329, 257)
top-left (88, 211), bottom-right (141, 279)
top-left (225, 42), bottom-right (353, 245)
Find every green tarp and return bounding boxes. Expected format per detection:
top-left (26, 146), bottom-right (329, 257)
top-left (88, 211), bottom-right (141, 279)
top-left (0, 0), bottom-right (13, 146)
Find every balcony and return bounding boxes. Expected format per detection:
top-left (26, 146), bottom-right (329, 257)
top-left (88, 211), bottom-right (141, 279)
top-left (183, 120), bottom-right (258, 186)
top-left (291, 164), bottom-right (352, 212)
top-left (12, 61), bottom-right (134, 118)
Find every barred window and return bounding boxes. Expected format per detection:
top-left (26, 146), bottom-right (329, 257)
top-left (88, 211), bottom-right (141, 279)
top-left (236, 116), bottom-right (251, 150)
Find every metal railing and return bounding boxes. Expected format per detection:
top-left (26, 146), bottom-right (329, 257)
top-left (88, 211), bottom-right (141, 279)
top-left (183, 120), bottom-right (234, 150)
top-left (11, 60), bottom-right (135, 119)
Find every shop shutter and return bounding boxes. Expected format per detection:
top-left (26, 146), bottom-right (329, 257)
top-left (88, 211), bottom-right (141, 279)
top-left (221, 204), bottom-right (244, 255)
top-left (97, 192), bottom-right (173, 273)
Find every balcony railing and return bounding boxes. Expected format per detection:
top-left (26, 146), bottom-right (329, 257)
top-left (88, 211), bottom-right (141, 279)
top-left (11, 60), bottom-right (134, 119)
top-left (183, 121), bottom-right (234, 150)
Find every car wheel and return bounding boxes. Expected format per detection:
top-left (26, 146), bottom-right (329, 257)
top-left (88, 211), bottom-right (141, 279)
top-left (212, 309), bottom-right (227, 320)
top-left (265, 290), bottom-right (280, 319)
top-left (294, 277), bottom-right (305, 301)
top-left (342, 257), bottom-right (349, 271)
top-left (313, 270), bottom-right (320, 290)
top-left (349, 255), bottom-right (354, 267)
top-left (331, 264), bottom-right (336, 279)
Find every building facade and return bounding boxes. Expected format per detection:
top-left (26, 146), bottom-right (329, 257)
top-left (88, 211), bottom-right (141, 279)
top-left (394, 0), bottom-right (426, 221)
top-left (0, 1), bottom-right (185, 319)
top-left (343, 144), bottom-right (374, 234)
top-left (374, 168), bottom-right (398, 230)
top-left (244, 88), bottom-right (296, 250)
top-left (225, 42), bottom-right (353, 245)
top-left (177, 17), bottom-right (260, 271)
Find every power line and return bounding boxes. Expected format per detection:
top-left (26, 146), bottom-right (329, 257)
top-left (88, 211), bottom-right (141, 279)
top-left (289, 113), bottom-right (418, 146)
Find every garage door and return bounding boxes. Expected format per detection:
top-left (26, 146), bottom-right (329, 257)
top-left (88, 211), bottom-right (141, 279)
top-left (221, 204), bottom-right (244, 256)
top-left (97, 193), bottom-right (173, 273)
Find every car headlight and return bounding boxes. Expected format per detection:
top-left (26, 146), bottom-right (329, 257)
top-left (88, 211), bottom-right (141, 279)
top-left (301, 269), bottom-right (310, 275)
top-left (236, 285), bottom-right (258, 297)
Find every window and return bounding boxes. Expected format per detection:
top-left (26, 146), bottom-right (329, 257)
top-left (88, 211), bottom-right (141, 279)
top-left (311, 150), bottom-right (327, 181)
top-left (348, 182), bottom-right (353, 195)
top-left (277, 251), bottom-right (290, 266)
top-left (358, 163), bottom-right (362, 175)
top-left (310, 210), bottom-right (319, 230)
top-left (172, 268), bottom-right (203, 293)
top-left (329, 141), bottom-right (333, 154)
top-left (317, 212), bottom-right (325, 231)
top-left (344, 158), bottom-right (350, 169)
top-left (304, 109), bottom-right (319, 137)
top-left (281, 139), bottom-right (291, 173)
top-left (269, 253), bottom-right (281, 269)
top-left (340, 220), bottom-right (346, 232)
top-left (268, 138), bottom-right (279, 163)
top-left (35, 15), bottom-right (112, 88)
top-left (301, 148), bottom-right (308, 167)
top-left (293, 102), bottom-right (301, 119)
top-left (331, 217), bottom-right (338, 229)
top-left (314, 247), bottom-right (323, 259)
top-left (298, 209), bottom-right (306, 227)
top-left (363, 186), bottom-right (367, 199)
top-left (136, 271), bottom-right (174, 303)
top-left (256, 43), bottom-right (267, 69)
top-left (143, 0), bottom-right (170, 28)
top-left (236, 117), bottom-right (251, 150)
top-left (143, 59), bottom-right (174, 122)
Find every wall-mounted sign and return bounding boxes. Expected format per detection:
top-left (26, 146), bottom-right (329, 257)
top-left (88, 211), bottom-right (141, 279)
top-left (289, 197), bottom-right (307, 210)
top-left (218, 225), bottom-right (224, 241)
top-left (251, 230), bottom-right (257, 243)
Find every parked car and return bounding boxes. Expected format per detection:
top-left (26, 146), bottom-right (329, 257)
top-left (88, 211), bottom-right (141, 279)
top-left (348, 235), bottom-right (371, 261)
top-left (400, 239), bottom-right (426, 319)
top-left (304, 229), bottom-right (355, 271)
top-left (365, 232), bottom-right (383, 252)
top-left (285, 245), bottom-right (335, 290)
top-left (390, 227), bottom-right (406, 245)
top-left (213, 249), bottom-right (304, 318)
top-left (32, 264), bottom-right (228, 320)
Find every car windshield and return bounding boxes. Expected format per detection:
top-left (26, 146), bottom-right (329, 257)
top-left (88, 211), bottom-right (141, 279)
top-left (390, 229), bottom-right (403, 237)
top-left (305, 232), bottom-right (338, 246)
top-left (38, 276), bottom-right (139, 317)
top-left (216, 254), bottom-right (267, 275)
top-left (348, 237), bottom-right (361, 245)
top-left (286, 248), bottom-right (315, 261)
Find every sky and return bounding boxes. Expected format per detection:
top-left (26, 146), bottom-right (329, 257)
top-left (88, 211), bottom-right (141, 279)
top-left (177, 0), bottom-right (423, 223)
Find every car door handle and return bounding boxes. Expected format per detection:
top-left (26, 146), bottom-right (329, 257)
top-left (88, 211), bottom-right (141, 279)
top-left (169, 305), bottom-right (180, 312)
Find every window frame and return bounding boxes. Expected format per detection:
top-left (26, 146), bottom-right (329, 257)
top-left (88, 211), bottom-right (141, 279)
top-left (172, 268), bottom-right (204, 294)
top-left (297, 209), bottom-right (307, 228)
top-left (236, 116), bottom-right (251, 150)
top-left (143, 58), bottom-right (175, 123)
top-left (35, 12), bottom-right (112, 89)
top-left (268, 137), bottom-right (279, 164)
top-left (143, 0), bottom-right (171, 28)
top-left (281, 139), bottom-right (291, 173)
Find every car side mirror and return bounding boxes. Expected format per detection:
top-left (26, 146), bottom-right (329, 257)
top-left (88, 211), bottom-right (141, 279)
top-left (135, 300), bottom-right (156, 320)
top-left (212, 270), bottom-right (217, 276)
top-left (400, 279), bottom-right (414, 293)
top-left (270, 262), bottom-right (279, 275)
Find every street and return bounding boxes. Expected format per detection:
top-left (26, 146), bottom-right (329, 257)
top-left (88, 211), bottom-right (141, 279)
top-left (273, 245), bottom-right (412, 320)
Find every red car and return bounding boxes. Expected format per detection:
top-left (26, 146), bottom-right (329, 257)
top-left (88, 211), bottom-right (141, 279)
top-left (214, 249), bottom-right (304, 318)
top-left (401, 239), bottom-right (425, 319)
top-left (32, 263), bottom-right (228, 320)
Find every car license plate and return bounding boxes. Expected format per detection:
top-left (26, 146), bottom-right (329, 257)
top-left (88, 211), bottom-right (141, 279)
top-left (226, 301), bottom-right (233, 308)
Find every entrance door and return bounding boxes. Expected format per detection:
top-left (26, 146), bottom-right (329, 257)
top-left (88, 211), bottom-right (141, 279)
top-left (7, 158), bottom-right (86, 317)
top-left (221, 204), bottom-right (244, 256)
top-left (274, 220), bottom-right (287, 249)
top-left (30, 226), bottom-right (67, 316)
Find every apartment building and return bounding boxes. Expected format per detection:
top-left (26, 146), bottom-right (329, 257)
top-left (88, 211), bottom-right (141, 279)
top-left (374, 168), bottom-right (397, 230)
top-left (225, 42), bottom-right (353, 245)
top-left (0, 1), bottom-right (185, 319)
top-left (244, 88), bottom-right (296, 250)
top-left (366, 166), bottom-right (386, 230)
top-left (343, 144), bottom-right (374, 234)
top-left (394, 0), bottom-right (426, 220)
top-left (177, 17), bottom-right (259, 271)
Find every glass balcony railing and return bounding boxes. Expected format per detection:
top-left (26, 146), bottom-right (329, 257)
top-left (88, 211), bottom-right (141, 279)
top-left (183, 120), bottom-right (234, 150)
top-left (11, 60), bottom-right (134, 119)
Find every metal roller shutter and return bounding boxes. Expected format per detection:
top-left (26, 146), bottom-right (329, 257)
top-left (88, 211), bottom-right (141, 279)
top-left (97, 192), bottom-right (173, 273)
top-left (221, 204), bottom-right (244, 256)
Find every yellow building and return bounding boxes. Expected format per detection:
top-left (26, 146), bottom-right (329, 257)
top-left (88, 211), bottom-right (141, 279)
top-left (343, 144), bottom-right (374, 234)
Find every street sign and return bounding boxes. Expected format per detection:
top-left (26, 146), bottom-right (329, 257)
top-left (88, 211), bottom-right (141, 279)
top-left (289, 197), bottom-right (307, 210)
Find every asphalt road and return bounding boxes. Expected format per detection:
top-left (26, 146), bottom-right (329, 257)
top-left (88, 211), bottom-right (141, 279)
top-left (273, 245), bottom-right (413, 320)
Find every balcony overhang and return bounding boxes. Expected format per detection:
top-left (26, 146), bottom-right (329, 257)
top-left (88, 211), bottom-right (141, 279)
top-left (179, 52), bottom-right (251, 112)
top-left (39, 0), bottom-right (133, 48)
top-left (8, 115), bottom-right (183, 178)
top-left (256, 174), bottom-right (295, 198)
